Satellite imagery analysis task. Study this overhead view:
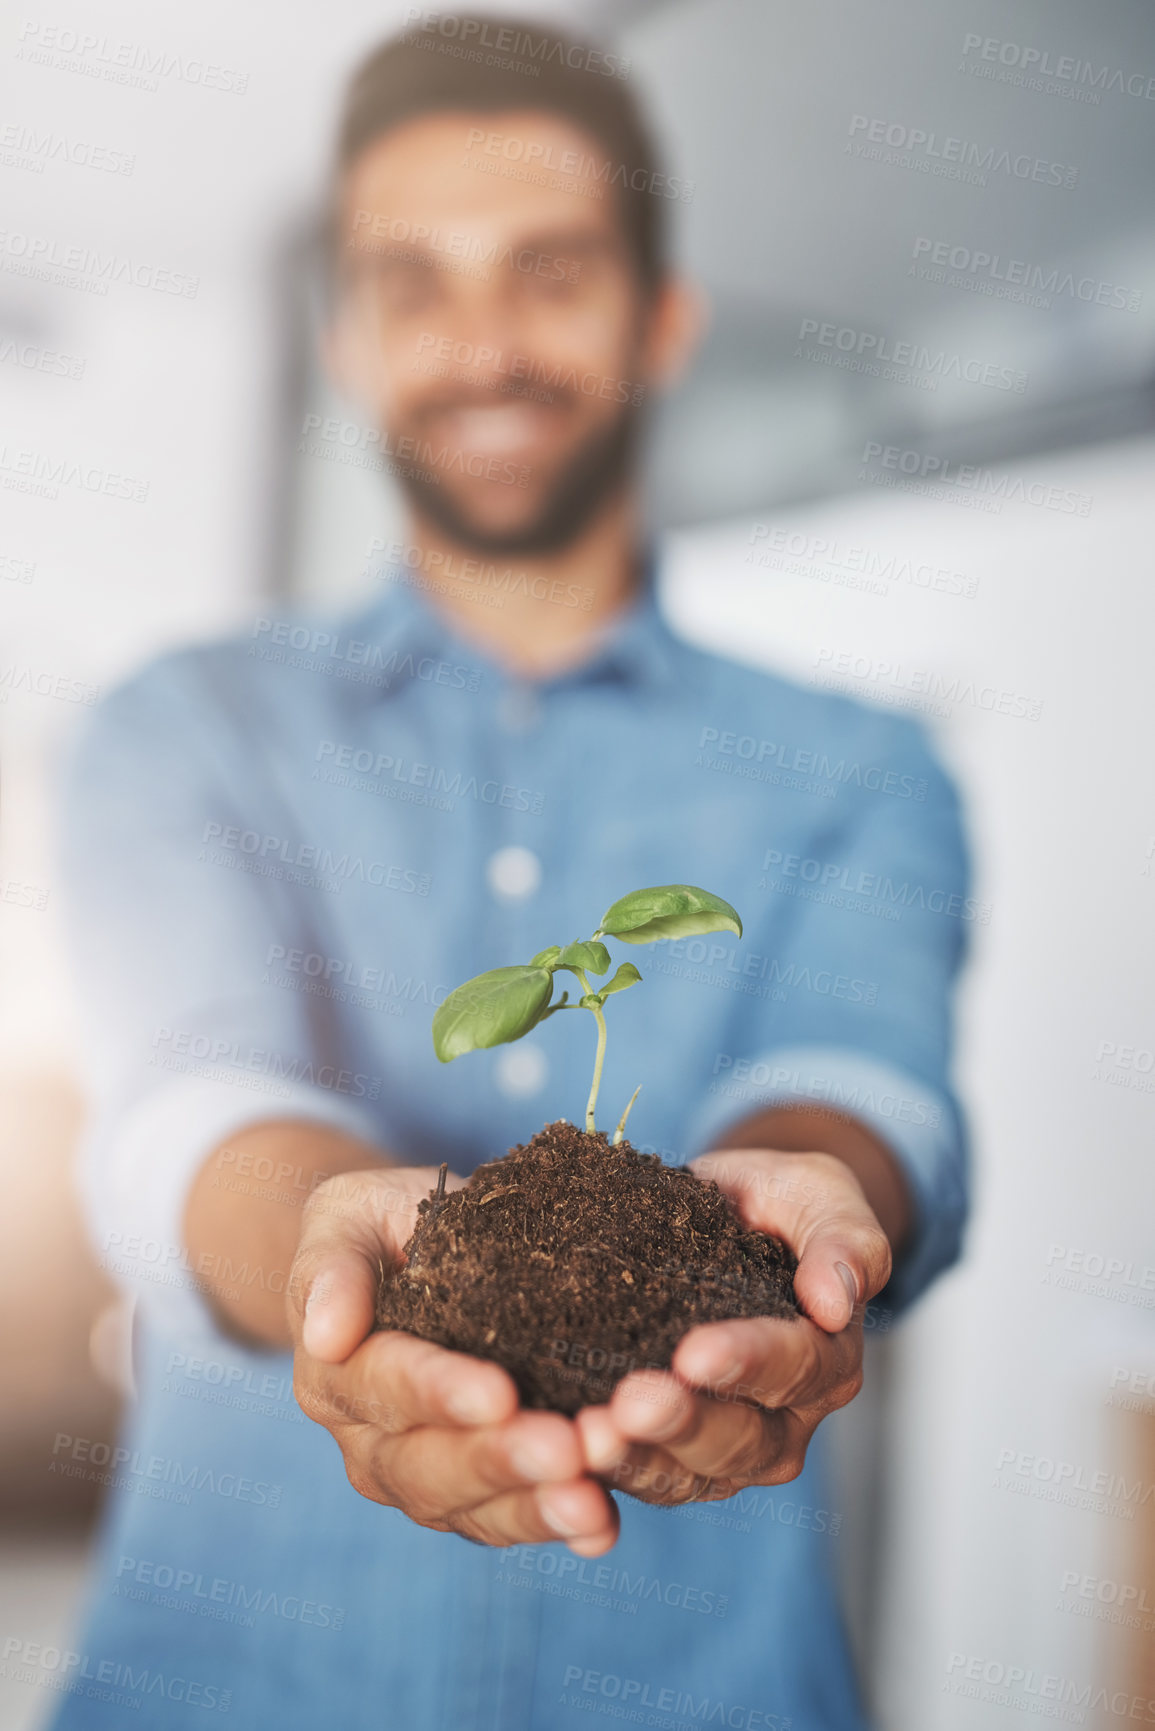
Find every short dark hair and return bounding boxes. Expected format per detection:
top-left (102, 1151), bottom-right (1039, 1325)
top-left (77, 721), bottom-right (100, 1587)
top-left (335, 15), bottom-right (666, 291)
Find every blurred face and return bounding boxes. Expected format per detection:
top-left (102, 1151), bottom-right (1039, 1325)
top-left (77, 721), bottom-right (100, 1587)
top-left (330, 109), bottom-right (664, 555)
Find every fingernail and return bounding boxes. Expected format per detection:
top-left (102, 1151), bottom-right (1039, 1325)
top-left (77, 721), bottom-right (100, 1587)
top-left (835, 1262), bottom-right (859, 1312)
top-left (582, 1427), bottom-right (626, 1472)
top-left (541, 1502), bottom-right (582, 1538)
top-left (510, 1438), bottom-right (557, 1481)
top-left (446, 1385), bottom-right (497, 1425)
top-left (302, 1285), bottom-right (323, 1347)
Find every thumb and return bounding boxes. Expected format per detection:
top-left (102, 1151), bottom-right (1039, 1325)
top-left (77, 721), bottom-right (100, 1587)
top-left (288, 1170), bottom-right (397, 1363)
top-left (693, 1149), bottom-right (891, 1336)
top-left (299, 1248), bottom-right (379, 1363)
top-left (289, 1164), bottom-right (463, 1362)
top-left (792, 1215), bottom-right (891, 1334)
top-left (288, 1222), bottom-right (380, 1363)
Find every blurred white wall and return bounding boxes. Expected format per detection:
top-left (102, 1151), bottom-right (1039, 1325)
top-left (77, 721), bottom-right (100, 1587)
top-left (660, 437), bottom-right (1155, 1724)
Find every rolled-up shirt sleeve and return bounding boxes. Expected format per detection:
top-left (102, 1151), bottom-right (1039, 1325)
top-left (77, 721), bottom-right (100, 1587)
top-left (685, 720), bottom-right (973, 1315)
top-left (59, 653), bottom-right (381, 1336)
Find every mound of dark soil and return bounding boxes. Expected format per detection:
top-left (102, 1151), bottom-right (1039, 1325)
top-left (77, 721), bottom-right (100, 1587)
top-left (375, 1120), bottom-right (798, 1414)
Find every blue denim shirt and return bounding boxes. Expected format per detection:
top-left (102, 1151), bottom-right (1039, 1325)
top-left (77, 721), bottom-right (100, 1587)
top-left (53, 563), bottom-right (969, 1730)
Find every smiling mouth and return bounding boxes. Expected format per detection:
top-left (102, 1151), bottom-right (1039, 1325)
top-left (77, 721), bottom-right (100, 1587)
top-left (427, 400), bottom-right (567, 459)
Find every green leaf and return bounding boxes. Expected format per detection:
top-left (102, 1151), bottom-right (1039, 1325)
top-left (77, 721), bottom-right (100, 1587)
top-left (595, 884), bottom-right (743, 946)
top-left (600, 962), bottom-right (642, 997)
top-left (531, 946), bottom-right (562, 969)
top-left (578, 992), bottom-right (603, 1009)
top-left (432, 966), bottom-right (553, 1062)
top-left (557, 939), bottom-right (611, 976)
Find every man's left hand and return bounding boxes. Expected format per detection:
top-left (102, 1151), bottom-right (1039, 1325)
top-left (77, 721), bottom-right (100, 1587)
top-left (575, 1149), bottom-right (893, 1504)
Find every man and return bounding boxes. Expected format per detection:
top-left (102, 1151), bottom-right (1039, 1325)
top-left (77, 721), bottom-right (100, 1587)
top-left (56, 18), bottom-right (968, 1728)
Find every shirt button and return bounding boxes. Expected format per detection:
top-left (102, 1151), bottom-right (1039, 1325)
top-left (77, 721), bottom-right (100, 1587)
top-left (487, 845), bottom-right (541, 901)
top-left (495, 1044), bottom-right (548, 1098)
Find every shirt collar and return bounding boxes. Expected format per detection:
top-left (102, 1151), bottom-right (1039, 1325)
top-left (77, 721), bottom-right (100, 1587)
top-left (357, 548), bottom-right (683, 697)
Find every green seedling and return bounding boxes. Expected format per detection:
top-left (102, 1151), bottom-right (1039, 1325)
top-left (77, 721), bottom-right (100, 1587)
top-left (432, 884), bottom-right (742, 1139)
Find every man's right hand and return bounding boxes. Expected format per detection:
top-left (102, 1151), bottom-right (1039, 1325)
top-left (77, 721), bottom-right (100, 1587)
top-left (287, 1166), bottom-right (621, 1555)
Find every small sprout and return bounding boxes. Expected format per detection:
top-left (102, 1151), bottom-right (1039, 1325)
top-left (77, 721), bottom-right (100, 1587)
top-left (431, 885), bottom-right (741, 1137)
top-left (598, 962), bottom-right (642, 1001)
top-left (612, 1085), bottom-right (642, 1146)
top-left (556, 939), bottom-right (611, 975)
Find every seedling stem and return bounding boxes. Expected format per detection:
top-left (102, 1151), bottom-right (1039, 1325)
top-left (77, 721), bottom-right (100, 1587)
top-left (431, 884), bottom-right (742, 1140)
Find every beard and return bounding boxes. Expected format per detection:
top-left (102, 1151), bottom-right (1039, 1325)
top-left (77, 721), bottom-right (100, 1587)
top-left (392, 393), bottom-right (643, 558)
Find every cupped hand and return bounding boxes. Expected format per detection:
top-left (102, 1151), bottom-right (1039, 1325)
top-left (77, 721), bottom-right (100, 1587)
top-left (575, 1149), bottom-right (892, 1506)
top-left (288, 1165), bottom-right (619, 1554)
